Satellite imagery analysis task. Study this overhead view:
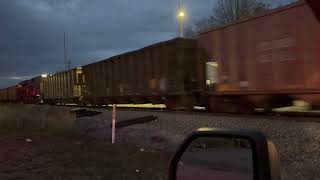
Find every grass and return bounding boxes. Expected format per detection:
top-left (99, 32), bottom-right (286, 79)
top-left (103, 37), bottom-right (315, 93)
top-left (0, 104), bottom-right (169, 180)
top-left (0, 104), bottom-right (74, 130)
top-left (51, 139), bottom-right (169, 180)
top-left (0, 129), bottom-right (170, 180)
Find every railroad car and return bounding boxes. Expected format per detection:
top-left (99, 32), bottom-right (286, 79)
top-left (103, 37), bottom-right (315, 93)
top-left (199, 1), bottom-right (320, 112)
top-left (82, 38), bottom-right (208, 110)
top-left (0, 77), bottom-right (42, 104)
top-left (6, 85), bottom-right (19, 103)
top-left (17, 76), bottom-right (42, 104)
top-left (0, 87), bottom-right (18, 103)
top-left (0, 88), bottom-right (8, 102)
top-left (41, 68), bottom-right (85, 104)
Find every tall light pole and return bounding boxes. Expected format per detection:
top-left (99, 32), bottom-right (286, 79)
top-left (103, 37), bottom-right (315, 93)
top-left (64, 32), bottom-right (67, 70)
top-left (177, 0), bottom-right (185, 38)
top-left (63, 32), bottom-right (71, 70)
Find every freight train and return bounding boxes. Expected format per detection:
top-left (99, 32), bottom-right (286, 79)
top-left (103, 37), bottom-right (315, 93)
top-left (1, 1), bottom-right (319, 113)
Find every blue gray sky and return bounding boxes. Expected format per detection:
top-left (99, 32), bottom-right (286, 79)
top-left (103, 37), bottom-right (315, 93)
top-left (0, 0), bottom-right (295, 88)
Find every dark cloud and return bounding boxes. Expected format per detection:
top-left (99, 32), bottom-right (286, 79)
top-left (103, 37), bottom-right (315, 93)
top-left (0, 0), bottom-right (296, 88)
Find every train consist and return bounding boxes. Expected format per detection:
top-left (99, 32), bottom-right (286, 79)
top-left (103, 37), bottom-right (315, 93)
top-left (1, 1), bottom-right (319, 113)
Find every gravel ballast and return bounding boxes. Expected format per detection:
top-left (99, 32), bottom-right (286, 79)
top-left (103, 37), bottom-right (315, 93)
top-left (79, 109), bottom-right (320, 180)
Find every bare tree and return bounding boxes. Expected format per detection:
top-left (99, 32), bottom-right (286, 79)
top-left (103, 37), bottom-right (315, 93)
top-left (209, 0), bottom-right (270, 25)
top-left (185, 0), bottom-right (271, 38)
top-left (184, 25), bottom-right (198, 39)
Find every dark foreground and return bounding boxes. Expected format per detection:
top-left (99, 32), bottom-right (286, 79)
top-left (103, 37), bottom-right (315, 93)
top-left (0, 130), bottom-right (169, 180)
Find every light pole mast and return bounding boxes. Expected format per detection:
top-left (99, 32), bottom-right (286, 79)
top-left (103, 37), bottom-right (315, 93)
top-left (63, 32), bottom-right (71, 70)
top-left (64, 32), bottom-right (67, 70)
top-left (177, 0), bottom-right (185, 38)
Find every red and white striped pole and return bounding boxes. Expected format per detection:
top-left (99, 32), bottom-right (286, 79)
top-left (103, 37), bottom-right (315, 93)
top-left (112, 104), bottom-right (116, 144)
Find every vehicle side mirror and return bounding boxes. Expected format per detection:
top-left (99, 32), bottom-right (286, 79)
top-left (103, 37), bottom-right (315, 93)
top-left (169, 128), bottom-right (281, 180)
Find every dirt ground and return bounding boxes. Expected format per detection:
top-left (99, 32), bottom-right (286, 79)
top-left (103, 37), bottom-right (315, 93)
top-left (1, 104), bottom-right (320, 180)
top-left (0, 130), bottom-right (170, 180)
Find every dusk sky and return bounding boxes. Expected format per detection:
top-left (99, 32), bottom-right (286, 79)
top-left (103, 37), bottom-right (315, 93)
top-left (0, 0), bottom-right (295, 88)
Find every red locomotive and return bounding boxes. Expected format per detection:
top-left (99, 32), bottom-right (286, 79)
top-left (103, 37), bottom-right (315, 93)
top-left (0, 77), bottom-right (41, 104)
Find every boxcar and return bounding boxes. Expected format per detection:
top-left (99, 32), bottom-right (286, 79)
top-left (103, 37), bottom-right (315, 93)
top-left (0, 88), bottom-right (8, 102)
top-left (7, 86), bottom-right (18, 103)
top-left (41, 68), bottom-right (85, 104)
top-left (199, 1), bottom-right (320, 112)
top-left (83, 38), bottom-right (208, 110)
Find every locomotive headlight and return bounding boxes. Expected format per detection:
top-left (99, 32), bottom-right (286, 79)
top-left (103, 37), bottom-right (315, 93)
top-left (41, 74), bottom-right (48, 78)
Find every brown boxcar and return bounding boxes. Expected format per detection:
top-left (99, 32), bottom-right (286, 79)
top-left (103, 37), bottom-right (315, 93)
top-left (7, 86), bottom-right (18, 102)
top-left (0, 88), bottom-right (8, 102)
top-left (41, 68), bottom-right (85, 104)
top-left (199, 1), bottom-right (320, 111)
top-left (83, 38), bottom-right (208, 110)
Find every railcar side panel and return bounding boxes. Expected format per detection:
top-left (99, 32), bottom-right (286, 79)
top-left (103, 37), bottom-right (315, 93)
top-left (42, 68), bottom-right (84, 103)
top-left (0, 89), bottom-right (8, 102)
top-left (200, 2), bottom-right (320, 94)
top-left (82, 38), bottom-right (207, 107)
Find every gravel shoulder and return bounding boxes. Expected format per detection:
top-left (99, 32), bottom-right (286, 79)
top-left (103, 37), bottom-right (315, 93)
top-left (1, 105), bottom-right (319, 180)
top-left (83, 109), bottom-right (320, 180)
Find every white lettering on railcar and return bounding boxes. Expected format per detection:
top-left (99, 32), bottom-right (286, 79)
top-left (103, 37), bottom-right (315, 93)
top-left (256, 41), bottom-right (273, 52)
top-left (257, 53), bottom-right (273, 63)
top-left (256, 37), bottom-right (297, 63)
top-left (239, 81), bottom-right (249, 88)
top-left (273, 37), bottom-right (296, 49)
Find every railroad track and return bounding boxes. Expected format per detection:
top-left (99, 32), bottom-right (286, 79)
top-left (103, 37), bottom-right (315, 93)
top-left (62, 104), bottom-right (320, 123)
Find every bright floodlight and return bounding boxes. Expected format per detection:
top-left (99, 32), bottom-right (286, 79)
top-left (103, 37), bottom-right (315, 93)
top-left (41, 74), bottom-right (48, 78)
top-left (178, 11), bottom-right (185, 17)
top-left (177, 9), bottom-right (185, 37)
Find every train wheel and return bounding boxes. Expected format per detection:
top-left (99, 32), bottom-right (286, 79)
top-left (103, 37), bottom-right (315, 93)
top-left (207, 96), bottom-right (254, 114)
top-left (207, 97), bottom-right (222, 113)
top-left (164, 96), bottom-right (193, 111)
top-left (237, 98), bottom-right (255, 114)
top-left (262, 94), bottom-right (294, 112)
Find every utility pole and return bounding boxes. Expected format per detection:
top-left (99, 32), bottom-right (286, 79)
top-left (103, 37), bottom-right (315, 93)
top-left (68, 60), bottom-right (71, 70)
top-left (64, 32), bottom-right (67, 70)
top-left (64, 32), bottom-right (71, 70)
